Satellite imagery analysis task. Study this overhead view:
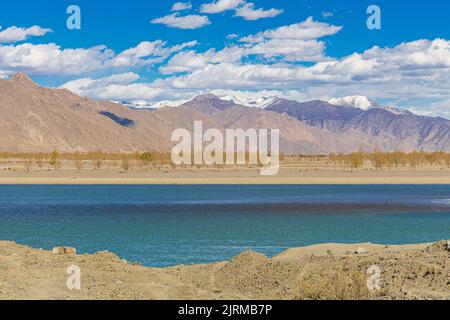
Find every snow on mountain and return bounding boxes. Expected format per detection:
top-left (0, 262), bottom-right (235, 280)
top-left (121, 93), bottom-right (410, 116)
top-left (121, 93), bottom-right (280, 110)
top-left (328, 96), bottom-right (410, 115)
top-left (219, 94), bottom-right (278, 108)
top-left (120, 99), bottom-right (188, 109)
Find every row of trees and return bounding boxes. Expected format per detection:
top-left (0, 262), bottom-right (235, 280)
top-left (329, 151), bottom-right (450, 169)
top-left (1, 150), bottom-right (450, 172)
top-left (0, 150), bottom-right (170, 172)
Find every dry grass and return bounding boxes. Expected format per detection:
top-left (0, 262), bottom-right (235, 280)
top-left (295, 264), bottom-right (374, 300)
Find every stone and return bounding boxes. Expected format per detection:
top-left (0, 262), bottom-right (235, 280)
top-left (356, 247), bottom-right (369, 254)
top-left (52, 246), bottom-right (77, 255)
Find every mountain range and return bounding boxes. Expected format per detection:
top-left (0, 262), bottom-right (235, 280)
top-left (1, 73), bottom-right (449, 154)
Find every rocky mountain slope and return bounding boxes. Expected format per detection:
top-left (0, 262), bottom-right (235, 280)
top-left (266, 98), bottom-right (450, 152)
top-left (0, 73), bottom-right (449, 153)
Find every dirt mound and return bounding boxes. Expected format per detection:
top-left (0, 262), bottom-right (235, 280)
top-left (423, 240), bottom-right (450, 254)
top-left (213, 251), bottom-right (302, 299)
top-left (0, 241), bottom-right (448, 300)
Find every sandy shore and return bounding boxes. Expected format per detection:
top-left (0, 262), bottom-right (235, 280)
top-left (1, 167), bottom-right (450, 184)
top-left (0, 240), bottom-right (448, 300)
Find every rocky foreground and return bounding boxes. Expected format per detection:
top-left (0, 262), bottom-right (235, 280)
top-left (0, 240), bottom-right (448, 300)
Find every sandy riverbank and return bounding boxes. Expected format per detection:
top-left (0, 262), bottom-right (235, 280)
top-left (1, 166), bottom-right (450, 184)
top-left (0, 240), bottom-right (448, 300)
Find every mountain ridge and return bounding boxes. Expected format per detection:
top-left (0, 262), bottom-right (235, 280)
top-left (1, 73), bottom-right (449, 153)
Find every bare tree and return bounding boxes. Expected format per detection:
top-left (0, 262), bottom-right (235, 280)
top-left (74, 152), bottom-right (83, 172)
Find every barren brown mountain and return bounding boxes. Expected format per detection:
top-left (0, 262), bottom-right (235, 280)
top-left (1, 73), bottom-right (449, 153)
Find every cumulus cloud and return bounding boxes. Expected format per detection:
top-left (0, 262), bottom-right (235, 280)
top-left (0, 43), bottom-right (113, 75)
top-left (0, 25), bottom-right (52, 43)
top-left (240, 17), bottom-right (342, 43)
top-left (234, 3), bottom-right (283, 20)
top-left (151, 13), bottom-right (211, 29)
top-left (62, 72), bottom-right (140, 94)
top-left (246, 39), bottom-right (328, 62)
top-left (160, 39), bottom-right (450, 91)
top-left (200, 0), bottom-right (244, 13)
top-left (61, 72), bottom-right (164, 101)
top-left (200, 0), bottom-right (282, 21)
top-left (160, 46), bottom-right (244, 74)
top-left (160, 17), bottom-right (341, 73)
top-left (171, 2), bottom-right (192, 11)
top-left (110, 40), bottom-right (197, 67)
top-left (0, 39), bottom-right (197, 75)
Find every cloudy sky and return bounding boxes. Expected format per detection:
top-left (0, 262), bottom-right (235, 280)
top-left (0, 0), bottom-right (450, 117)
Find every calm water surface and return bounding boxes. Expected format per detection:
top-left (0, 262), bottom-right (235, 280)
top-left (0, 185), bottom-right (448, 267)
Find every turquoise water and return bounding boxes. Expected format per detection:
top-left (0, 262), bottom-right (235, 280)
top-left (0, 185), bottom-right (449, 267)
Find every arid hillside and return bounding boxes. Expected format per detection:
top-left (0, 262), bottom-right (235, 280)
top-left (1, 73), bottom-right (449, 153)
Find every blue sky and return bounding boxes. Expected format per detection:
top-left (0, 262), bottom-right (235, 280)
top-left (0, 0), bottom-right (450, 117)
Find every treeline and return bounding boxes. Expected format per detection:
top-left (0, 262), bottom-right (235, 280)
top-left (0, 150), bottom-right (173, 172)
top-left (329, 151), bottom-right (450, 169)
top-left (0, 150), bottom-right (284, 172)
top-left (0, 150), bottom-right (449, 172)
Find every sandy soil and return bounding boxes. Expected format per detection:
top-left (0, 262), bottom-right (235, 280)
top-left (1, 166), bottom-right (450, 184)
top-left (0, 240), bottom-right (448, 300)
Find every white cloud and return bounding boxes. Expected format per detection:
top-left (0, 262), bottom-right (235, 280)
top-left (62, 72), bottom-right (140, 94)
top-left (171, 2), bottom-right (192, 11)
top-left (200, 0), bottom-right (282, 21)
top-left (234, 3), bottom-right (283, 20)
top-left (240, 17), bottom-right (342, 43)
top-left (0, 39), bottom-right (197, 75)
top-left (151, 13), bottom-right (211, 29)
top-left (246, 39), bottom-right (328, 62)
top-left (61, 72), bottom-right (164, 101)
top-left (409, 99), bottom-right (450, 119)
top-left (0, 43), bottom-right (113, 75)
top-left (160, 46), bottom-right (244, 74)
top-left (0, 25), bottom-right (52, 43)
top-left (0, 70), bottom-right (12, 79)
top-left (226, 34), bottom-right (239, 39)
top-left (328, 96), bottom-right (376, 110)
top-left (160, 51), bottom-right (210, 74)
top-left (160, 17), bottom-right (341, 73)
top-left (110, 40), bottom-right (197, 67)
top-left (200, 0), bottom-right (244, 14)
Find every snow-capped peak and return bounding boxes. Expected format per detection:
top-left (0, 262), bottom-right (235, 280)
top-left (219, 94), bottom-right (278, 108)
top-left (121, 99), bottom-right (188, 109)
top-left (328, 96), bottom-right (410, 115)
